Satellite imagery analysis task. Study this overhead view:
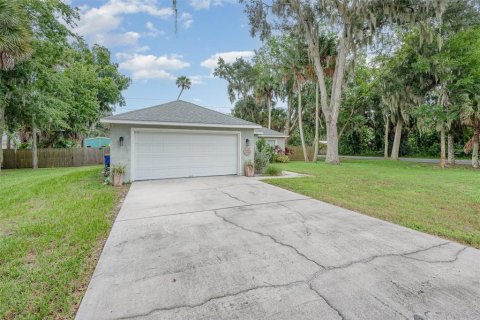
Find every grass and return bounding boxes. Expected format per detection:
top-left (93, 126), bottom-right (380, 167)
top-left (265, 164), bottom-right (283, 176)
top-left (265, 160), bottom-right (480, 248)
top-left (0, 166), bottom-right (126, 319)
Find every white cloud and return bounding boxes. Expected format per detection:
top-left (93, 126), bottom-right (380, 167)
top-left (76, 0), bottom-right (172, 47)
top-left (200, 50), bottom-right (255, 71)
top-left (189, 75), bottom-right (205, 85)
top-left (118, 53), bottom-right (190, 80)
top-left (92, 31), bottom-right (141, 47)
top-left (189, 0), bottom-right (232, 10)
top-left (180, 12), bottom-right (194, 29)
top-left (145, 21), bottom-right (165, 37)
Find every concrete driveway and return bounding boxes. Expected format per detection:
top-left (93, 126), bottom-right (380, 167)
top-left (76, 176), bottom-right (480, 320)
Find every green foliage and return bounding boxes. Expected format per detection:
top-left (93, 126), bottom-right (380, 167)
top-left (0, 1), bottom-right (130, 153)
top-left (274, 154), bottom-right (290, 163)
top-left (256, 138), bottom-right (275, 162)
top-left (254, 147), bottom-right (270, 174)
top-left (0, 0), bottom-right (32, 70)
top-left (111, 164), bottom-right (126, 175)
top-left (265, 165), bottom-right (282, 176)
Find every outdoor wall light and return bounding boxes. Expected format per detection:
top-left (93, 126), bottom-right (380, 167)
top-left (119, 136), bottom-right (124, 147)
top-left (245, 138), bottom-right (250, 146)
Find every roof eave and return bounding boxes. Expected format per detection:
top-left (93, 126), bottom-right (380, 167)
top-left (257, 134), bottom-right (289, 138)
top-left (101, 118), bottom-right (262, 129)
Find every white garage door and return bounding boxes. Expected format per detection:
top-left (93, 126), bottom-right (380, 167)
top-left (133, 130), bottom-right (239, 180)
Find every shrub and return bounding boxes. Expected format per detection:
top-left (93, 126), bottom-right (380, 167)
top-left (285, 146), bottom-right (294, 156)
top-left (274, 145), bottom-right (284, 155)
top-left (256, 138), bottom-right (275, 162)
top-left (254, 148), bottom-right (270, 174)
top-left (274, 154), bottom-right (290, 163)
top-left (111, 164), bottom-right (126, 175)
top-left (265, 165), bottom-right (282, 176)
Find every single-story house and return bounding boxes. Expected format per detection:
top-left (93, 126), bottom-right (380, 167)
top-left (101, 100), bottom-right (288, 182)
top-left (254, 127), bottom-right (288, 150)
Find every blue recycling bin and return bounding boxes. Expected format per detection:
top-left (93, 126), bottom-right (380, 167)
top-left (104, 155), bottom-right (110, 168)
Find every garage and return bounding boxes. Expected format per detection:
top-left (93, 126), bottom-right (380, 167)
top-left (101, 100), bottom-right (260, 182)
top-left (132, 130), bottom-right (239, 180)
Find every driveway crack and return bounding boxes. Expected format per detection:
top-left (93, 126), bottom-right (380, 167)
top-left (306, 283), bottom-right (347, 320)
top-left (402, 246), bottom-right (467, 264)
top-left (213, 210), bottom-right (326, 270)
top-left (112, 280), bottom-right (306, 319)
top-left (278, 202), bottom-right (311, 236)
top-left (215, 188), bottom-right (248, 204)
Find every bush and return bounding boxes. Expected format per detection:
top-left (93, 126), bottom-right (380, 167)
top-left (285, 146), bottom-right (295, 156)
top-left (265, 165), bottom-right (282, 176)
top-left (254, 148), bottom-right (270, 174)
top-left (274, 145), bottom-right (284, 155)
top-left (256, 138), bottom-right (275, 162)
top-left (274, 154), bottom-right (290, 163)
top-left (111, 164), bottom-right (126, 175)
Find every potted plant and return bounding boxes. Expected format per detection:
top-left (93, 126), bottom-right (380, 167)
top-left (111, 164), bottom-right (126, 187)
top-left (245, 160), bottom-right (254, 177)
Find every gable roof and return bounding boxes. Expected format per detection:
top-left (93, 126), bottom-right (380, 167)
top-left (254, 127), bottom-right (289, 138)
top-left (101, 100), bottom-right (261, 129)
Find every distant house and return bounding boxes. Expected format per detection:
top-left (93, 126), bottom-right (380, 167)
top-left (254, 127), bottom-right (288, 149)
top-left (84, 137), bottom-right (111, 148)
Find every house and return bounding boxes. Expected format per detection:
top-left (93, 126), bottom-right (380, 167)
top-left (101, 100), bottom-right (263, 182)
top-left (254, 127), bottom-right (288, 150)
top-left (84, 137), bottom-right (111, 148)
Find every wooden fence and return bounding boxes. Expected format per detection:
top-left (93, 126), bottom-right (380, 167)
top-left (287, 145), bottom-right (326, 161)
top-left (2, 148), bottom-right (110, 169)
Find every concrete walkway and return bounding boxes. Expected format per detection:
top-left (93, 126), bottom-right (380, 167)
top-left (319, 155), bottom-right (472, 165)
top-left (76, 176), bottom-right (480, 320)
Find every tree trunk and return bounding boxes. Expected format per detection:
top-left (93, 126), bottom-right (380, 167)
top-left (298, 88), bottom-right (308, 162)
top-left (285, 94), bottom-right (291, 145)
top-left (176, 88), bottom-right (184, 101)
top-left (325, 117), bottom-right (339, 164)
top-left (0, 105), bottom-right (4, 173)
top-left (390, 116), bottom-right (404, 160)
top-left (384, 114), bottom-right (389, 159)
top-left (267, 98), bottom-right (272, 129)
top-left (32, 122), bottom-right (38, 169)
top-left (440, 126), bottom-right (446, 169)
top-left (447, 133), bottom-right (455, 166)
top-left (312, 82), bottom-right (319, 162)
top-left (472, 130), bottom-right (479, 169)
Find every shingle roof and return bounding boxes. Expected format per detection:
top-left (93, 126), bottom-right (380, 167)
top-left (254, 127), bottom-right (289, 138)
top-left (101, 100), bottom-right (261, 128)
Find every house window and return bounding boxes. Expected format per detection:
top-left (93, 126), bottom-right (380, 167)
top-left (266, 139), bottom-right (277, 147)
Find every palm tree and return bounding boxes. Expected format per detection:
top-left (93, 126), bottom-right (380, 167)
top-left (0, 0), bottom-right (32, 173)
top-left (0, 0), bottom-right (32, 71)
top-left (175, 76), bottom-right (191, 100)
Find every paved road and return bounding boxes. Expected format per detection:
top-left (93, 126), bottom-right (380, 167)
top-left (319, 155), bottom-right (472, 165)
top-left (76, 176), bottom-right (480, 320)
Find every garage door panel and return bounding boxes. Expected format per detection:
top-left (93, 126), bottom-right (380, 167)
top-left (133, 131), bottom-right (238, 180)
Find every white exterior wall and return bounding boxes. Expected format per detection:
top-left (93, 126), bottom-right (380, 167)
top-left (110, 124), bottom-right (255, 182)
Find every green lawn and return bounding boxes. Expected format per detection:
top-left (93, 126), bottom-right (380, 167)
top-left (266, 161), bottom-right (480, 248)
top-left (0, 166), bottom-right (125, 319)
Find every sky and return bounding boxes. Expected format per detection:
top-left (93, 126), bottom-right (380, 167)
top-left (70, 0), bottom-right (262, 115)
